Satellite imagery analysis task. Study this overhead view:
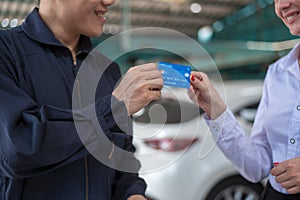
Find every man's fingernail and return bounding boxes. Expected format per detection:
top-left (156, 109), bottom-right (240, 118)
top-left (274, 162), bottom-right (279, 167)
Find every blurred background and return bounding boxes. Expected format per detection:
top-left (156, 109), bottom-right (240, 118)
top-left (1, 0), bottom-right (299, 78)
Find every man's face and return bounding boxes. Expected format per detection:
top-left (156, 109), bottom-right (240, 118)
top-left (58, 0), bottom-right (116, 37)
top-left (274, 0), bottom-right (300, 36)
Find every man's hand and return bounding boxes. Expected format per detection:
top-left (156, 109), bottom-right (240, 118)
top-left (112, 63), bottom-right (163, 115)
top-left (271, 157), bottom-right (300, 194)
top-left (127, 194), bottom-right (147, 200)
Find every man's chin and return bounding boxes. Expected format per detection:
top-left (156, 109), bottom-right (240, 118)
top-left (86, 29), bottom-right (104, 38)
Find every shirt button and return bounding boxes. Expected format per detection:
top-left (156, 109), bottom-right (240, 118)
top-left (290, 138), bottom-right (296, 144)
top-left (212, 125), bottom-right (219, 132)
top-left (297, 105), bottom-right (300, 110)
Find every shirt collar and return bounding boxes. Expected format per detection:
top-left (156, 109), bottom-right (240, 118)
top-left (281, 42), bottom-right (300, 68)
top-left (22, 7), bottom-right (92, 54)
top-left (277, 42), bottom-right (300, 79)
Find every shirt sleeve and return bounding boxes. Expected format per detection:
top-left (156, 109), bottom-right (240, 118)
top-left (205, 77), bottom-right (272, 183)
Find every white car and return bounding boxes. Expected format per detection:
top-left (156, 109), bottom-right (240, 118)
top-left (133, 79), bottom-right (264, 200)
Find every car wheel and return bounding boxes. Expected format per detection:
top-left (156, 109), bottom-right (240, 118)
top-left (205, 175), bottom-right (263, 200)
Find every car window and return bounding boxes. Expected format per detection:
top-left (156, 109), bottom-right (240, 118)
top-left (133, 98), bottom-right (203, 124)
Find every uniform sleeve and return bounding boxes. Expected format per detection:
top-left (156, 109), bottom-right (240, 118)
top-left (0, 39), bottom-right (119, 178)
top-left (95, 62), bottom-right (147, 199)
top-left (111, 135), bottom-right (147, 200)
top-left (112, 170), bottom-right (147, 200)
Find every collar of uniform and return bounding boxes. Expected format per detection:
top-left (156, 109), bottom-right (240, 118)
top-left (22, 7), bottom-right (92, 54)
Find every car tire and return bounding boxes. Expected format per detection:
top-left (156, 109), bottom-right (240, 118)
top-left (205, 175), bottom-right (264, 200)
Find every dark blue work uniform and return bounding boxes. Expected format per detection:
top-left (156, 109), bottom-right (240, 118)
top-left (0, 8), bottom-right (146, 200)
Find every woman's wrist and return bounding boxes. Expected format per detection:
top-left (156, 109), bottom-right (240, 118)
top-left (208, 102), bottom-right (227, 120)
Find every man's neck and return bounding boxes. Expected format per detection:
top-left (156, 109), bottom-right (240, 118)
top-left (38, 4), bottom-right (79, 55)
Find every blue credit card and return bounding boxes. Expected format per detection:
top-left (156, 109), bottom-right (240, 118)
top-left (158, 62), bottom-right (191, 88)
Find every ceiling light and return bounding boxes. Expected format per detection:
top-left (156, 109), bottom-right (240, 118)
top-left (212, 21), bottom-right (224, 32)
top-left (190, 3), bottom-right (202, 14)
top-left (1, 18), bottom-right (9, 28)
top-left (10, 18), bottom-right (18, 28)
top-left (198, 26), bottom-right (213, 43)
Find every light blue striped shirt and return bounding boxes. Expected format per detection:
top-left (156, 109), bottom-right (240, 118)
top-left (207, 42), bottom-right (300, 194)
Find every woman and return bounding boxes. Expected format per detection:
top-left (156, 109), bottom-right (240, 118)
top-left (188, 0), bottom-right (300, 199)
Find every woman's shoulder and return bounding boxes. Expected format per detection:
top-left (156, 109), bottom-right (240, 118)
top-left (267, 43), bottom-right (300, 73)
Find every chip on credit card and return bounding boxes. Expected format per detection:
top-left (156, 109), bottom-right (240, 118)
top-left (158, 62), bottom-right (191, 88)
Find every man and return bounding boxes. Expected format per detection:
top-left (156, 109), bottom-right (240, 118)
top-left (0, 0), bottom-right (163, 199)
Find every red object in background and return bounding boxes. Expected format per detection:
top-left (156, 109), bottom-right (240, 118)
top-left (144, 138), bottom-right (199, 152)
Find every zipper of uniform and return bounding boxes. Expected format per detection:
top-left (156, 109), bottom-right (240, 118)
top-left (72, 54), bottom-right (89, 200)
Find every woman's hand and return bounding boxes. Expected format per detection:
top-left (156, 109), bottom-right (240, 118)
top-left (271, 157), bottom-right (300, 194)
top-left (188, 71), bottom-right (226, 120)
